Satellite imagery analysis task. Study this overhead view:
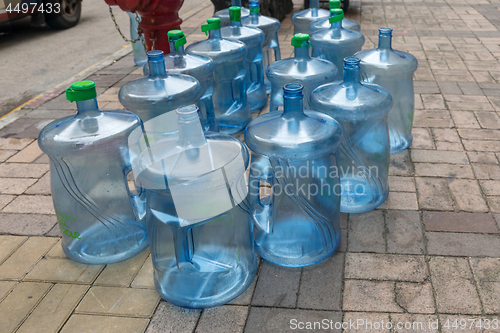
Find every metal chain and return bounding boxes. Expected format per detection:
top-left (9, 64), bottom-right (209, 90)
top-left (108, 6), bottom-right (142, 44)
top-left (134, 13), bottom-right (148, 52)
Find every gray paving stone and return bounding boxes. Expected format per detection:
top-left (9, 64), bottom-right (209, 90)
top-left (195, 305), bottom-right (248, 333)
top-left (448, 179), bottom-right (489, 212)
top-left (475, 112), bottom-right (500, 129)
top-left (251, 261), bottom-right (301, 308)
top-left (146, 302), bottom-right (200, 333)
top-left (414, 163), bottom-right (474, 179)
top-left (415, 177), bottom-right (454, 211)
top-left (423, 211), bottom-right (498, 233)
top-left (25, 173), bottom-right (51, 195)
top-left (472, 163), bottom-right (500, 180)
top-left (429, 256), bottom-right (482, 314)
top-left (411, 128), bottom-right (435, 149)
top-left (343, 280), bottom-right (403, 313)
top-left (0, 163), bottom-right (48, 178)
top-left (389, 150), bottom-right (413, 177)
top-left (467, 152), bottom-right (499, 164)
top-left (395, 282), bottom-right (436, 314)
top-left (297, 252), bottom-right (343, 311)
top-left (0, 138), bottom-right (33, 150)
top-left (411, 150), bottom-right (468, 164)
top-left (244, 307), bottom-right (342, 333)
top-left (0, 178), bottom-right (37, 195)
top-left (347, 210), bottom-right (386, 253)
top-left (432, 128), bottom-right (461, 143)
top-left (470, 257), bottom-right (500, 314)
top-left (426, 232), bottom-right (500, 257)
top-left (0, 213), bottom-right (57, 235)
top-left (386, 210), bottom-right (425, 254)
top-left (345, 253), bottom-right (428, 282)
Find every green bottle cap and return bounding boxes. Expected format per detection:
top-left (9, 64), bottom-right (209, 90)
top-left (329, 0), bottom-right (341, 9)
top-left (329, 9), bottom-right (344, 24)
top-left (229, 6), bottom-right (241, 22)
top-left (168, 30), bottom-right (187, 51)
top-left (250, 5), bottom-right (259, 13)
top-left (291, 33), bottom-right (310, 48)
top-left (201, 17), bottom-right (221, 35)
top-left (66, 81), bottom-right (97, 102)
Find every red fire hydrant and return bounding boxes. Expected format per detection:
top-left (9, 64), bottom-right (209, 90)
top-left (105, 0), bottom-right (185, 54)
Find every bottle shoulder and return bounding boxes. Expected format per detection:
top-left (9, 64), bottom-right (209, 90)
top-left (355, 48), bottom-right (419, 74)
top-left (164, 53), bottom-right (215, 78)
top-left (136, 132), bottom-right (247, 187)
top-left (310, 81), bottom-right (393, 120)
top-left (214, 7), bottom-right (251, 19)
top-left (242, 15), bottom-right (281, 31)
top-left (186, 38), bottom-right (247, 62)
top-left (38, 110), bottom-right (142, 150)
top-left (292, 8), bottom-right (330, 21)
top-left (267, 57), bottom-right (339, 81)
top-left (118, 74), bottom-right (202, 107)
top-left (310, 17), bottom-right (361, 33)
top-left (310, 28), bottom-right (365, 46)
top-left (244, 110), bottom-right (343, 159)
top-left (221, 25), bottom-right (265, 45)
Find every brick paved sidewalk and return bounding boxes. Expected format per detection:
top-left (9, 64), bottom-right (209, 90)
top-left (1, 0), bottom-right (500, 332)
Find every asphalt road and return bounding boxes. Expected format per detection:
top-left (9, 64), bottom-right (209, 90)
top-left (0, 0), bottom-right (210, 117)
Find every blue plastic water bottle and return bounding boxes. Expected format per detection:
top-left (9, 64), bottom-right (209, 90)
top-left (135, 105), bottom-right (257, 308)
top-left (267, 33), bottom-right (338, 112)
top-left (311, 57), bottom-right (392, 213)
top-left (127, 12), bottom-right (147, 67)
top-left (119, 50), bottom-right (202, 141)
top-left (214, 0), bottom-right (250, 27)
top-left (186, 17), bottom-right (251, 134)
top-left (355, 28), bottom-right (418, 153)
top-left (38, 81), bottom-right (149, 264)
top-left (144, 30), bottom-right (218, 131)
top-left (309, 0), bottom-right (361, 33)
top-left (245, 83), bottom-right (343, 267)
top-left (221, 6), bottom-right (267, 112)
top-left (311, 9), bottom-right (365, 76)
top-left (242, 1), bottom-right (281, 94)
top-left (292, 0), bottom-right (330, 34)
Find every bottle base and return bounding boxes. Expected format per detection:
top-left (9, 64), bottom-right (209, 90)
top-left (390, 136), bottom-right (413, 154)
top-left (153, 255), bottom-right (258, 309)
top-left (255, 219), bottom-right (341, 267)
top-left (61, 223), bottom-right (149, 265)
top-left (340, 178), bottom-right (389, 214)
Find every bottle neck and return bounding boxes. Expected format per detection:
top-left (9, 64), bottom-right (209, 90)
top-left (344, 66), bottom-right (360, 85)
top-left (378, 35), bottom-right (392, 49)
top-left (148, 60), bottom-right (167, 76)
top-left (76, 99), bottom-right (100, 115)
top-left (282, 96), bottom-right (305, 120)
top-left (330, 20), bottom-right (342, 30)
top-left (294, 45), bottom-right (310, 60)
top-left (169, 41), bottom-right (186, 54)
top-left (177, 107), bottom-right (206, 148)
top-left (232, 0), bottom-right (242, 6)
top-left (310, 0), bottom-right (320, 8)
top-left (230, 20), bottom-right (242, 27)
top-left (208, 29), bottom-right (222, 40)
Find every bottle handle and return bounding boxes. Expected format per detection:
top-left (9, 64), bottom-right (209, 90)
top-left (248, 154), bottom-right (273, 233)
top-left (233, 75), bottom-right (246, 105)
top-left (272, 44), bottom-right (281, 62)
top-left (124, 165), bottom-right (146, 222)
